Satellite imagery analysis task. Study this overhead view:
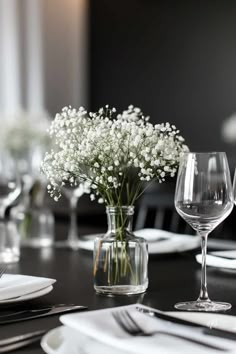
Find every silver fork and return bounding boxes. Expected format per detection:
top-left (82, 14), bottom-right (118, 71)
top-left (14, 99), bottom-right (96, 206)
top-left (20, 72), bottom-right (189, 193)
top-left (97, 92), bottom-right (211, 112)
top-left (0, 268), bottom-right (6, 279)
top-left (112, 310), bottom-right (228, 352)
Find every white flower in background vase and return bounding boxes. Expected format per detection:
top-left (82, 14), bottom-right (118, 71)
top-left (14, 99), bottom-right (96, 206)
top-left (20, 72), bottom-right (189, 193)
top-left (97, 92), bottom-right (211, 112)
top-left (0, 110), bottom-right (51, 182)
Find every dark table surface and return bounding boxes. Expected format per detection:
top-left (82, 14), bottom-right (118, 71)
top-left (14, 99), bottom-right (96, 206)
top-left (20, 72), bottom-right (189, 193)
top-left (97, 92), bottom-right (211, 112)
top-left (1, 236), bottom-right (236, 353)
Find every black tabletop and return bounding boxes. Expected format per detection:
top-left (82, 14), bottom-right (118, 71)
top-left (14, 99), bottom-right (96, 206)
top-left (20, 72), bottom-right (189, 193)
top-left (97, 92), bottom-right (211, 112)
top-left (1, 242), bottom-right (236, 353)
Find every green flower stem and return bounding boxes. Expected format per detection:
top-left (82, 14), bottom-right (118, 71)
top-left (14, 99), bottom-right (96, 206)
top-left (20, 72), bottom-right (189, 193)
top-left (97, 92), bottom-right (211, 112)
top-left (114, 239), bottom-right (119, 284)
top-left (20, 212), bottom-right (33, 239)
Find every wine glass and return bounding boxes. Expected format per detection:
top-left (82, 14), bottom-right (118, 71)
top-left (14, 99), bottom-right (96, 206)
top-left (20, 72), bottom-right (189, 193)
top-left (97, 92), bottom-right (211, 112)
top-left (174, 152), bottom-right (233, 311)
top-left (0, 153), bottom-right (21, 218)
top-left (57, 181), bottom-right (90, 250)
top-left (0, 153), bottom-right (22, 263)
top-left (233, 168), bottom-right (236, 203)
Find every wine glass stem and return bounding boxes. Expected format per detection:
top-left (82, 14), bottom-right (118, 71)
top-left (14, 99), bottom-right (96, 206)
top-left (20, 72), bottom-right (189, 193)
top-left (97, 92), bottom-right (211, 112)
top-left (0, 206), bottom-right (5, 220)
top-left (198, 232), bottom-right (210, 301)
top-left (68, 196), bottom-right (79, 243)
top-left (0, 221), bottom-right (6, 250)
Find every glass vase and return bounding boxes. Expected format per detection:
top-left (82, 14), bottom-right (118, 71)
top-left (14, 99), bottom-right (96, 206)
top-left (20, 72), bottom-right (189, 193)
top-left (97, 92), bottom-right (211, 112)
top-left (93, 206), bottom-right (148, 295)
top-left (12, 205), bottom-right (55, 248)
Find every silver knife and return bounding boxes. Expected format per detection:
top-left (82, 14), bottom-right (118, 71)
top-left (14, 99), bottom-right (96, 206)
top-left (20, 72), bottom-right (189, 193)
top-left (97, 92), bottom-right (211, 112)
top-left (0, 305), bottom-right (87, 324)
top-left (136, 306), bottom-right (236, 341)
top-left (0, 303), bottom-right (77, 318)
top-left (0, 330), bottom-right (47, 353)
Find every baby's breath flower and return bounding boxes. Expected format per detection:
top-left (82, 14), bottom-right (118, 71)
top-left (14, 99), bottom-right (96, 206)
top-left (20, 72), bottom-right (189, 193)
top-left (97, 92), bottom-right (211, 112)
top-left (41, 105), bottom-right (188, 205)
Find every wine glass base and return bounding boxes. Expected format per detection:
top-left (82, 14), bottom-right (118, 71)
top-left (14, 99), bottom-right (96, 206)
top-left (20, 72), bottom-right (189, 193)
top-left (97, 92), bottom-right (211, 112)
top-left (174, 300), bottom-right (231, 312)
top-left (55, 240), bottom-right (80, 250)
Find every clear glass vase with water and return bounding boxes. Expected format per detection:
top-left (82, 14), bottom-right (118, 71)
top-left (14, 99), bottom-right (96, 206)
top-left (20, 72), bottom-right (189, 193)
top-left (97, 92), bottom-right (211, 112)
top-left (94, 206), bottom-right (149, 296)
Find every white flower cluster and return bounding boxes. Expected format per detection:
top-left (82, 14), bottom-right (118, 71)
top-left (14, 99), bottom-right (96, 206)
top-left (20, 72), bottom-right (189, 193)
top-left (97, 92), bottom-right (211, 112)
top-left (41, 105), bottom-right (188, 204)
top-left (0, 110), bottom-right (51, 157)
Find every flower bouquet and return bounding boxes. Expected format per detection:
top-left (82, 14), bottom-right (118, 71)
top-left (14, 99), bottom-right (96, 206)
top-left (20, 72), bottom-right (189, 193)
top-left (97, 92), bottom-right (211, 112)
top-left (42, 105), bottom-right (188, 295)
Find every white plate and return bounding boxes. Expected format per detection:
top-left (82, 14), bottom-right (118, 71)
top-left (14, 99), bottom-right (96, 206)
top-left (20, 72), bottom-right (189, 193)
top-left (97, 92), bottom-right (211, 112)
top-left (0, 285), bottom-right (53, 304)
top-left (41, 326), bottom-right (63, 354)
top-left (41, 325), bottom-right (129, 354)
top-left (79, 230), bottom-right (200, 255)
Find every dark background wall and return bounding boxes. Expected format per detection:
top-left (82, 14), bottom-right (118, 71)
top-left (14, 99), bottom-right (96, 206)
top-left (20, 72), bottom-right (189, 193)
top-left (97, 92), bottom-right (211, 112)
top-left (89, 0), bottom-right (236, 157)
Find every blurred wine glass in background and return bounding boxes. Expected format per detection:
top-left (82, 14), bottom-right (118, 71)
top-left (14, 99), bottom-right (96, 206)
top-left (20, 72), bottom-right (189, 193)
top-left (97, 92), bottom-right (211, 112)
top-left (0, 152), bottom-right (22, 263)
top-left (0, 153), bottom-right (21, 218)
top-left (56, 181), bottom-right (90, 250)
top-left (0, 111), bottom-right (55, 249)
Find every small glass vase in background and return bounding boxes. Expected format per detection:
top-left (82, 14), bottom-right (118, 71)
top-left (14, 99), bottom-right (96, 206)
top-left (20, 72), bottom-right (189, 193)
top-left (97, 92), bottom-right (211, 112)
top-left (94, 206), bottom-right (148, 295)
top-left (0, 221), bottom-right (20, 263)
top-left (12, 180), bottom-right (55, 248)
top-left (15, 206), bottom-right (55, 248)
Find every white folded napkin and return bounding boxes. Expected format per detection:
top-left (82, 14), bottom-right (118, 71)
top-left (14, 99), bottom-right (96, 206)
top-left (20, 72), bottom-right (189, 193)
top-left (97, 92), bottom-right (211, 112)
top-left (79, 229), bottom-right (200, 254)
top-left (166, 311), bottom-right (236, 333)
top-left (0, 274), bottom-right (56, 301)
top-left (209, 250), bottom-right (236, 259)
top-left (57, 304), bottom-right (236, 354)
top-left (195, 253), bottom-right (236, 270)
top-left (134, 229), bottom-right (199, 254)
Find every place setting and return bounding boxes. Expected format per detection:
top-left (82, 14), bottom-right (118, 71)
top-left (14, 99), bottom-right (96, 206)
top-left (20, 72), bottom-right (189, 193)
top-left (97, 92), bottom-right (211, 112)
top-left (41, 304), bottom-right (236, 354)
top-left (0, 268), bottom-right (85, 314)
top-left (0, 268), bottom-right (87, 353)
top-left (0, 271), bottom-right (55, 305)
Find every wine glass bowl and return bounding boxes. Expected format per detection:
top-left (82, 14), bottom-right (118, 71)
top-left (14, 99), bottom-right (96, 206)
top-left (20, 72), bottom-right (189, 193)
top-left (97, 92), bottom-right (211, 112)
top-left (62, 184), bottom-right (86, 201)
top-left (174, 152), bottom-right (234, 312)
